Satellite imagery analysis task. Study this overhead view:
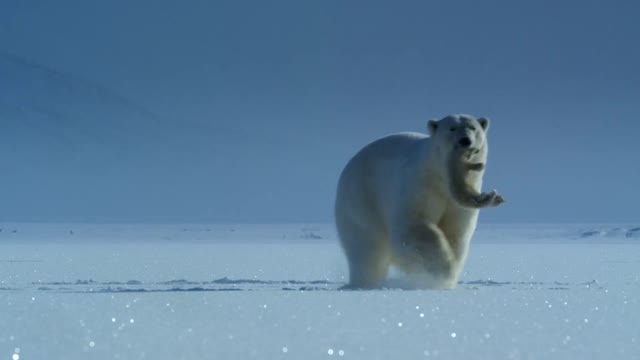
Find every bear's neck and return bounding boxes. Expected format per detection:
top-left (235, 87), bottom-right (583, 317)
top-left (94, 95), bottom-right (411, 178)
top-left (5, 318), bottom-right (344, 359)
top-left (416, 141), bottom-right (448, 185)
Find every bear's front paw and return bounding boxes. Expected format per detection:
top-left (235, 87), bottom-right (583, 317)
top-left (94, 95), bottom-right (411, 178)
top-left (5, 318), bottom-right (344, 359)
top-left (472, 190), bottom-right (505, 208)
top-left (492, 193), bottom-right (505, 207)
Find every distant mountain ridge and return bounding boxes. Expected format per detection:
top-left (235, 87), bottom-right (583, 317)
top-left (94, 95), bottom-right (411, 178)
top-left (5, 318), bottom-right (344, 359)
top-left (0, 52), bottom-right (167, 162)
top-left (0, 53), bottom-right (269, 222)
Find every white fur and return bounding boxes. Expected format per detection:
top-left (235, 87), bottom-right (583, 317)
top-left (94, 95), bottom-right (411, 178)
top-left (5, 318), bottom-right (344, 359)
top-left (335, 114), bottom-right (493, 289)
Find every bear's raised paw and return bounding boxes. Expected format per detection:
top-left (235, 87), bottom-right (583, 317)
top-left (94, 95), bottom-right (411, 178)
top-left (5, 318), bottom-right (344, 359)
top-left (472, 190), bottom-right (505, 208)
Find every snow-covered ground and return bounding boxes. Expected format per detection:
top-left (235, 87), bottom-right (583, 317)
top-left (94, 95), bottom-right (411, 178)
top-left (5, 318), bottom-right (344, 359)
top-left (1, 223), bottom-right (639, 359)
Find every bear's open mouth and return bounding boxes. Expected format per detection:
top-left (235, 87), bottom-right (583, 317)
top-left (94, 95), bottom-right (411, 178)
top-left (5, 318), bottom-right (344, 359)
top-left (455, 146), bottom-right (480, 160)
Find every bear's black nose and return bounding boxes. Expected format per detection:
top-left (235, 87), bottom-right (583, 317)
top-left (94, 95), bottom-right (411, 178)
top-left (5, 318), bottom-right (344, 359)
top-left (458, 137), bottom-right (472, 147)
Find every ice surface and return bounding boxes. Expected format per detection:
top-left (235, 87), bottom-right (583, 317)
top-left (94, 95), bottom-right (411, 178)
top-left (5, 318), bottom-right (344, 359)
top-left (1, 223), bottom-right (639, 359)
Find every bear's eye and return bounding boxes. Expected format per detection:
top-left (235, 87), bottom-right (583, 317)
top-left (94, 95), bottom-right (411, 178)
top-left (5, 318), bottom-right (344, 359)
top-left (469, 126), bottom-right (476, 131)
top-left (449, 127), bottom-right (456, 132)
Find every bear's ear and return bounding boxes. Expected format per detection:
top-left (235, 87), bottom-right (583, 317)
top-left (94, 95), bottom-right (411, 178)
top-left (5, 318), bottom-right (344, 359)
top-left (478, 117), bottom-right (490, 131)
top-left (428, 119), bottom-right (438, 135)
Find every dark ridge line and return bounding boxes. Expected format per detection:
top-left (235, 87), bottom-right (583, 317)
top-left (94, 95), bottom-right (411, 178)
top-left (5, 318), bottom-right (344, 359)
top-left (460, 280), bottom-right (545, 286)
top-left (50, 286), bottom-right (338, 294)
top-left (38, 286), bottom-right (74, 291)
top-left (210, 277), bottom-right (338, 285)
top-left (291, 286), bottom-right (334, 291)
top-left (61, 287), bottom-right (246, 294)
top-left (24, 278), bottom-right (606, 293)
top-left (33, 280), bottom-right (98, 285)
top-left (32, 278), bottom-right (341, 286)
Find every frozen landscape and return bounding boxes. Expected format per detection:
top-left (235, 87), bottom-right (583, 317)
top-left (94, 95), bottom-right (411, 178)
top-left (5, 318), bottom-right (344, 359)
top-left (2, 2), bottom-right (640, 359)
top-left (1, 223), bottom-right (639, 359)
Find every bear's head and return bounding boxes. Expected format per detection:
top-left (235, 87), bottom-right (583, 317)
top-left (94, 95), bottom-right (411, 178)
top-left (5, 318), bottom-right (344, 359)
top-left (427, 114), bottom-right (489, 158)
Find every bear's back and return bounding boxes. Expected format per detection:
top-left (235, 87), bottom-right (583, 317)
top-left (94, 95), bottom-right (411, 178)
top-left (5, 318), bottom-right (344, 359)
top-left (336, 132), bottom-right (430, 224)
top-left (351, 132), bottom-right (427, 163)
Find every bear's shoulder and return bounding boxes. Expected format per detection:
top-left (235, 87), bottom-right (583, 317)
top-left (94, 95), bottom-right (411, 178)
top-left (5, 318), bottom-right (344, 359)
top-left (359, 132), bottom-right (429, 155)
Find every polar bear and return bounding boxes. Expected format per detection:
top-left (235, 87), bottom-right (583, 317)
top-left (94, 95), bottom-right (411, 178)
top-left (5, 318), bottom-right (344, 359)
top-left (334, 114), bottom-right (504, 289)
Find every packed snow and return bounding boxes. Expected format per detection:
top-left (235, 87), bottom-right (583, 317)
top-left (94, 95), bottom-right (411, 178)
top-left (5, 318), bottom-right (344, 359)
top-left (1, 223), bottom-right (639, 359)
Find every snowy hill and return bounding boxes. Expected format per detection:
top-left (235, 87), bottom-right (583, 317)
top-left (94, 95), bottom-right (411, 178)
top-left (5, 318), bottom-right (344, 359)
top-left (0, 53), bottom-right (211, 222)
top-left (0, 53), bottom-right (296, 223)
top-left (0, 52), bottom-right (171, 168)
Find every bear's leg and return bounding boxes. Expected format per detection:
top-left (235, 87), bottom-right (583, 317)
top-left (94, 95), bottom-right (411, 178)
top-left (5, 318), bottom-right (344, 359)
top-left (337, 221), bottom-right (391, 289)
top-left (448, 169), bottom-right (504, 208)
top-left (393, 222), bottom-right (456, 286)
top-left (448, 149), bottom-right (504, 209)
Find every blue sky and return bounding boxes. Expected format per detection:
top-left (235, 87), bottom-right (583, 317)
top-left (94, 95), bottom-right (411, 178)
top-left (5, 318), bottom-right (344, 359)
top-left (1, 0), bottom-right (639, 223)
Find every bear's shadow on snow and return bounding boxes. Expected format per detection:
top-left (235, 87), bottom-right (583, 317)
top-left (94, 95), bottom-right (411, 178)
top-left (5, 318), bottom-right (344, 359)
top-left (26, 277), bottom-right (605, 293)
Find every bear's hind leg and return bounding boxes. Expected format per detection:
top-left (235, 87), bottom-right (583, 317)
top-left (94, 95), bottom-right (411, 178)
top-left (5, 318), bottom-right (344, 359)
top-left (392, 223), bottom-right (458, 288)
top-left (337, 222), bottom-right (391, 289)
